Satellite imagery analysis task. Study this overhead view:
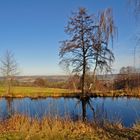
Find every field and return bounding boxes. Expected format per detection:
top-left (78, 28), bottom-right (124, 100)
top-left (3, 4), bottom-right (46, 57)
top-left (0, 86), bottom-right (140, 98)
top-left (0, 86), bottom-right (79, 98)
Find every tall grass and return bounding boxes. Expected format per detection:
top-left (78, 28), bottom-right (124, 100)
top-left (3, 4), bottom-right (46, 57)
top-left (0, 114), bottom-right (140, 140)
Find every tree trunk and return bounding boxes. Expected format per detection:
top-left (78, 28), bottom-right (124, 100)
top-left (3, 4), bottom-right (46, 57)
top-left (7, 77), bottom-right (12, 95)
top-left (8, 81), bottom-right (11, 95)
top-left (92, 55), bottom-right (98, 90)
top-left (82, 64), bottom-right (86, 96)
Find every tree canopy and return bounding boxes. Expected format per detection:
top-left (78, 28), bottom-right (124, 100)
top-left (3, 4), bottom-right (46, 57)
top-left (59, 8), bottom-right (116, 95)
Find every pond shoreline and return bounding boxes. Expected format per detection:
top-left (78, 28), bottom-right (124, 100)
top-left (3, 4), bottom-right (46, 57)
top-left (0, 114), bottom-right (139, 140)
top-left (1, 90), bottom-right (140, 99)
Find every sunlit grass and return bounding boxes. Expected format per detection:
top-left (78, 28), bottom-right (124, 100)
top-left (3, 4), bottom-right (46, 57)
top-left (0, 85), bottom-right (140, 98)
top-left (0, 86), bottom-right (79, 98)
top-left (0, 115), bottom-right (139, 140)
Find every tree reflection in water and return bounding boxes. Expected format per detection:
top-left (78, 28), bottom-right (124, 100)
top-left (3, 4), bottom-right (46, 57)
top-left (76, 95), bottom-right (95, 121)
top-left (5, 98), bottom-right (13, 118)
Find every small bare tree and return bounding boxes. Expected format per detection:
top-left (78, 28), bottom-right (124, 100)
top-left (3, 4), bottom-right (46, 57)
top-left (0, 50), bottom-right (19, 95)
top-left (59, 8), bottom-right (116, 96)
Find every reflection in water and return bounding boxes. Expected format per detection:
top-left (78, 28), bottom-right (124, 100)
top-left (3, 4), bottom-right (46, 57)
top-left (0, 97), bottom-right (140, 127)
top-left (6, 98), bottom-right (13, 118)
top-left (78, 96), bottom-right (95, 121)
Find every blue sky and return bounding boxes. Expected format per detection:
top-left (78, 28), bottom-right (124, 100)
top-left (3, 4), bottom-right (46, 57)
top-left (0, 0), bottom-right (139, 75)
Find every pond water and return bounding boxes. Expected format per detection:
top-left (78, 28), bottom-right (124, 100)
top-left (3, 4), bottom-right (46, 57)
top-left (0, 97), bottom-right (140, 127)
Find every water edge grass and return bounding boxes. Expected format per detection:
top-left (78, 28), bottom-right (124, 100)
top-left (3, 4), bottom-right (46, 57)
top-left (0, 86), bottom-right (140, 98)
top-left (0, 115), bottom-right (140, 140)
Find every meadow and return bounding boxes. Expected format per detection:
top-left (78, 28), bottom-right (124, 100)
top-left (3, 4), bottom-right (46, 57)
top-left (0, 86), bottom-right (79, 98)
top-left (0, 86), bottom-right (140, 98)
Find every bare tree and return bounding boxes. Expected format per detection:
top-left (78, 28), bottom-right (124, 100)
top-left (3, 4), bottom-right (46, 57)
top-left (59, 8), bottom-right (116, 96)
top-left (129, 0), bottom-right (140, 18)
top-left (0, 50), bottom-right (19, 95)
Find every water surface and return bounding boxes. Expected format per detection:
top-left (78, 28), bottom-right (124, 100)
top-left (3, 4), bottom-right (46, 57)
top-left (0, 97), bottom-right (140, 127)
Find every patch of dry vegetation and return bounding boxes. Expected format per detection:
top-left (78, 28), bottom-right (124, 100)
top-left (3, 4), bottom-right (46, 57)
top-left (0, 115), bottom-right (140, 140)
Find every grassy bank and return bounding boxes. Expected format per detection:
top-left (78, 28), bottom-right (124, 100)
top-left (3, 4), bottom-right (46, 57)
top-left (92, 88), bottom-right (140, 98)
top-left (91, 90), bottom-right (138, 97)
top-left (0, 86), bottom-right (140, 98)
top-left (0, 115), bottom-right (140, 140)
top-left (0, 86), bottom-right (79, 98)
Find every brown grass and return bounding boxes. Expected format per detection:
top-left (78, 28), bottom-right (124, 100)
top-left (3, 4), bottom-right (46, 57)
top-left (0, 115), bottom-right (140, 140)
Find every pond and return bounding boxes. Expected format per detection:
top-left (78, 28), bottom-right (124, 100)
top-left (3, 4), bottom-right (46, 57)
top-left (0, 97), bottom-right (140, 127)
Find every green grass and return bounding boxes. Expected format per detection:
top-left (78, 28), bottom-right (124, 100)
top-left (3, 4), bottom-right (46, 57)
top-left (0, 85), bottom-right (140, 98)
top-left (0, 86), bottom-right (79, 98)
top-left (0, 115), bottom-right (140, 140)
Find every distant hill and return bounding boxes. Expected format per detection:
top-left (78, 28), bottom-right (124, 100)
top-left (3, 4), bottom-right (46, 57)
top-left (15, 75), bottom-right (69, 83)
top-left (97, 74), bottom-right (117, 81)
top-left (0, 74), bottom-right (117, 83)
